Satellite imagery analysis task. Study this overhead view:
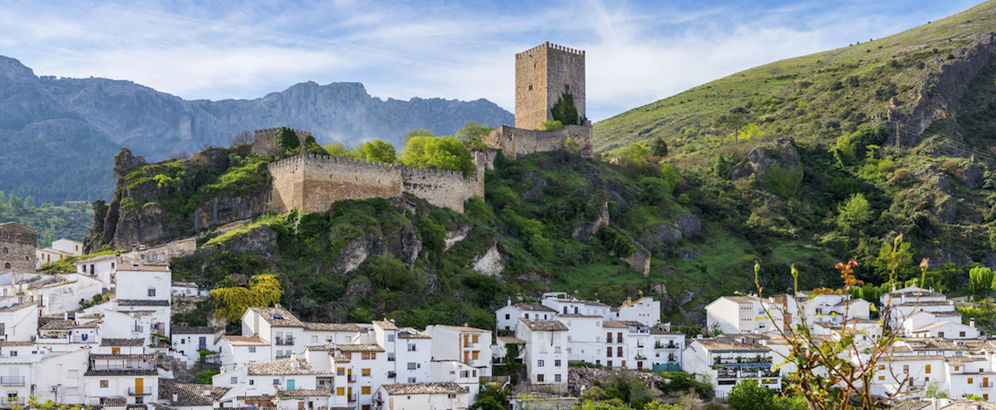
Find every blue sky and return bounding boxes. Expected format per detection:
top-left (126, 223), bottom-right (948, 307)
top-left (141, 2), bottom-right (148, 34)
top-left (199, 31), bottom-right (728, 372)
top-left (0, 0), bottom-right (983, 120)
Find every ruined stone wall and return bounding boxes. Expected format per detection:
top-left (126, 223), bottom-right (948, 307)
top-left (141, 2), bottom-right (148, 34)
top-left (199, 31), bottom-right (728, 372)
top-left (484, 125), bottom-right (593, 159)
top-left (515, 42), bottom-right (585, 130)
top-left (0, 222), bottom-right (36, 272)
top-left (250, 128), bottom-right (313, 156)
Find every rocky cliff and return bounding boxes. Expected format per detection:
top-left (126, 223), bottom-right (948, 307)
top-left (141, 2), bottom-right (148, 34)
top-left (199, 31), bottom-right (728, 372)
top-left (0, 56), bottom-right (513, 203)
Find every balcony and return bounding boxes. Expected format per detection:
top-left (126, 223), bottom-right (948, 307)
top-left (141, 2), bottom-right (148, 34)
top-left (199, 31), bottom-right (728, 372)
top-left (655, 342), bottom-right (679, 349)
top-left (275, 353), bottom-right (291, 359)
top-left (1, 397), bottom-right (24, 407)
top-left (275, 337), bottom-right (295, 346)
top-left (128, 387), bottom-right (151, 396)
top-left (713, 356), bottom-right (772, 367)
top-left (0, 376), bottom-right (24, 386)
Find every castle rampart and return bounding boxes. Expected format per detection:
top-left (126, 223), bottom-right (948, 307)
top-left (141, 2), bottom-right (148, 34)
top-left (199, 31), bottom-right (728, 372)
top-left (268, 153), bottom-right (485, 213)
top-left (484, 125), bottom-right (593, 159)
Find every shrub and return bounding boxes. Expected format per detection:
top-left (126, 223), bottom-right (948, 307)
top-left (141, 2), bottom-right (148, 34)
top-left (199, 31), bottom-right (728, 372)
top-left (762, 164), bottom-right (803, 198)
top-left (551, 92), bottom-right (581, 125)
top-left (358, 139), bottom-right (397, 163)
top-left (638, 177), bottom-right (673, 204)
top-left (836, 193), bottom-right (872, 233)
top-left (275, 127), bottom-right (300, 152)
top-left (401, 136), bottom-right (475, 175)
top-left (540, 120), bottom-right (564, 131)
top-left (727, 379), bottom-right (776, 410)
top-left (833, 127), bottom-right (888, 166)
top-left (194, 369), bottom-right (219, 384)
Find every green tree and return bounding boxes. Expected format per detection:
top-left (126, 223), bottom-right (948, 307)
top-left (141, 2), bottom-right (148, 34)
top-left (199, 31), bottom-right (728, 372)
top-left (275, 127), bottom-right (300, 152)
top-left (405, 128), bottom-right (435, 141)
top-left (874, 234), bottom-right (914, 282)
top-left (969, 266), bottom-right (995, 301)
top-left (836, 193), bottom-right (872, 233)
top-left (358, 139), bottom-right (397, 163)
top-left (617, 142), bottom-right (649, 165)
top-left (540, 120), bottom-right (564, 130)
top-left (727, 380), bottom-right (776, 410)
top-left (323, 142), bottom-right (360, 159)
top-left (401, 136), bottom-right (475, 175)
top-left (194, 369), bottom-right (220, 384)
top-left (550, 92), bottom-right (581, 125)
top-left (650, 137), bottom-right (668, 158)
top-left (211, 274), bottom-right (284, 322)
top-left (456, 122), bottom-right (493, 150)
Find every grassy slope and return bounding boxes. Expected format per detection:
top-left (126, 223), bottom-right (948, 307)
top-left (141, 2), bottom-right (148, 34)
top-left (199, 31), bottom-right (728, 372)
top-left (594, 1), bottom-right (996, 160)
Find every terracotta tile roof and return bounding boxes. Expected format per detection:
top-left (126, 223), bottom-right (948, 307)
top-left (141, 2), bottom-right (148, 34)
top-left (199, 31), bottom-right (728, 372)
top-left (158, 379), bottom-right (228, 406)
top-left (117, 299), bottom-right (170, 306)
top-left (603, 320), bottom-right (642, 328)
top-left (336, 344), bottom-right (384, 352)
top-left (497, 336), bottom-right (526, 345)
top-left (373, 320), bottom-right (399, 330)
top-left (224, 335), bottom-right (268, 346)
top-left (41, 319), bottom-right (99, 330)
top-left (277, 388), bottom-right (333, 398)
top-left (120, 264), bottom-right (170, 272)
top-left (397, 328), bottom-right (431, 339)
top-left (302, 322), bottom-right (364, 332)
top-left (0, 301), bottom-right (34, 312)
top-left (100, 338), bottom-right (144, 347)
top-left (247, 358), bottom-right (332, 376)
top-left (172, 326), bottom-right (223, 335)
top-left (556, 314), bottom-right (602, 318)
top-left (510, 303), bottom-right (557, 312)
top-left (435, 324), bottom-right (490, 333)
top-left (519, 319), bottom-right (568, 332)
top-left (382, 382), bottom-right (468, 395)
top-left (249, 306), bottom-right (303, 327)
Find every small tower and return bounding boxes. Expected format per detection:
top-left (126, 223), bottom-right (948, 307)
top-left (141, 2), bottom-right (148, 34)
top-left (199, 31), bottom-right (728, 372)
top-left (514, 42), bottom-right (586, 130)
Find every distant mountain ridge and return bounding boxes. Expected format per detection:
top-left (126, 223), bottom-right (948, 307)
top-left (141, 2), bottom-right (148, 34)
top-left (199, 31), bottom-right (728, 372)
top-left (0, 56), bottom-right (513, 203)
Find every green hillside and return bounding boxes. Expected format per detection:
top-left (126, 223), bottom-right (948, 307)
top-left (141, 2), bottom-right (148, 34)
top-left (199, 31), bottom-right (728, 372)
top-left (595, 1), bottom-right (996, 159)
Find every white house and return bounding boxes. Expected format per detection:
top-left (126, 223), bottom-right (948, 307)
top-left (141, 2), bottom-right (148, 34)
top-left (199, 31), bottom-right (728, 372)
top-left (376, 382), bottom-right (470, 410)
top-left (424, 325), bottom-right (492, 378)
top-left (555, 314), bottom-right (604, 365)
top-left (171, 326), bottom-right (224, 368)
top-left (495, 300), bottom-right (557, 331)
top-left (82, 353), bottom-right (159, 407)
top-left (705, 296), bottom-right (763, 335)
top-left (911, 320), bottom-right (979, 339)
top-left (611, 297), bottom-right (661, 326)
top-left (52, 239), bottom-right (84, 256)
top-left (682, 337), bottom-right (779, 398)
top-left (540, 292), bottom-right (612, 317)
top-left (515, 319), bottom-right (569, 393)
top-left (171, 282), bottom-right (210, 297)
top-left (113, 265), bottom-right (171, 337)
top-left (0, 344), bottom-right (88, 406)
top-left (0, 302), bottom-right (37, 342)
top-left (75, 253), bottom-right (120, 289)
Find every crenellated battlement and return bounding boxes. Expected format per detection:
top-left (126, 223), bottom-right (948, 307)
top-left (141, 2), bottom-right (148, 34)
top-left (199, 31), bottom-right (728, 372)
top-left (516, 41), bottom-right (585, 58)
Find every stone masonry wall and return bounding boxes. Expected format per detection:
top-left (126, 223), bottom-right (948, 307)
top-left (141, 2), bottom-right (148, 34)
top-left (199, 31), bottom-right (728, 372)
top-left (484, 124), bottom-right (593, 159)
top-left (515, 42), bottom-right (585, 130)
top-left (268, 153), bottom-right (485, 213)
top-left (0, 222), bottom-right (36, 272)
top-left (250, 128), bottom-right (313, 156)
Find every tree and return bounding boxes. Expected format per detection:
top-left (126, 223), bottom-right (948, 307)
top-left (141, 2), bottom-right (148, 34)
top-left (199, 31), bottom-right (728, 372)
top-left (275, 127), bottom-right (300, 152)
top-left (969, 266), bottom-right (995, 301)
top-left (211, 274), bottom-right (284, 322)
top-left (650, 137), bottom-right (668, 158)
top-left (323, 142), bottom-right (360, 159)
top-left (358, 139), bottom-right (397, 163)
top-left (873, 234), bottom-right (915, 282)
top-left (617, 142), bottom-right (649, 165)
top-left (405, 128), bottom-right (434, 141)
top-left (551, 92), bottom-right (581, 125)
top-left (456, 122), bottom-right (492, 150)
top-left (400, 136), bottom-right (475, 175)
top-left (836, 193), bottom-right (872, 234)
top-left (727, 380), bottom-right (776, 410)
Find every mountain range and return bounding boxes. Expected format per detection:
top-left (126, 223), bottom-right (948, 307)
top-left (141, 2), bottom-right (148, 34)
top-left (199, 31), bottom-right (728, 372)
top-left (0, 56), bottom-right (512, 204)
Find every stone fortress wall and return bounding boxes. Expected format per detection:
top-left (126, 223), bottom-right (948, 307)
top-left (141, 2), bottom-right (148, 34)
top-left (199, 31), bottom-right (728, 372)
top-left (250, 128), bottom-right (313, 156)
top-left (0, 222), bottom-right (36, 272)
top-left (268, 152), bottom-right (485, 213)
top-left (484, 124), bottom-right (593, 159)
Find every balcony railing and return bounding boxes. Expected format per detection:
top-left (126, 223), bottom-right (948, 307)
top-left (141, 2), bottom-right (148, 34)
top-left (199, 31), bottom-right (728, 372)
top-left (275, 337), bottom-right (294, 346)
top-left (128, 387), bottom-right (151, 396)
top-left (275, 354), bottom-right (291, 359)
top-left (0, 376), bottom-right (24, 386)
top-left (655, 342), bottom-right (680, 349)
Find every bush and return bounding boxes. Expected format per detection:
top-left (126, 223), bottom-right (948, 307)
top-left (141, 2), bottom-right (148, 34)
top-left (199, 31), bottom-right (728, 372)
top-left (275, 127), bottom-right (300, 152)
top-left (401, 136), bottom-right (475, 175)
top-left (727, 379), bottom-right (776, 410)
top-left (836, 193), bottom-right (872, 233)
top-left (358, 139), bottom-right (397, 163)
top-left (638, 177), bottom-right (673, 204)
top-left (551, 92), bottom-right (582, 125)
top-left (762, 164), bottom-right (803, 198)
top-left (194, 369), bottom-right (219, 384)
top-left (833, 127), bottom-right (888, 166)
top-left (541, 120), bottom-right (564, 130)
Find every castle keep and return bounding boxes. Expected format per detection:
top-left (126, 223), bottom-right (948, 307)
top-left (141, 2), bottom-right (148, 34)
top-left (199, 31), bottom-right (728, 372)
top-left (486, 42), bottom-right (593, 158)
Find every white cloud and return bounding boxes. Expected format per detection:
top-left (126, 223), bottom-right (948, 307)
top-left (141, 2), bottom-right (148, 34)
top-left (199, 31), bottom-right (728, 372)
top-left (0, 0), bottom-right (983, 121)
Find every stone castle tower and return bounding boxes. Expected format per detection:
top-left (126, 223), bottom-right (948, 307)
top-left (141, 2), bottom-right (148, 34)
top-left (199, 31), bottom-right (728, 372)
top-left (515, 42), bottom-right (586, 130)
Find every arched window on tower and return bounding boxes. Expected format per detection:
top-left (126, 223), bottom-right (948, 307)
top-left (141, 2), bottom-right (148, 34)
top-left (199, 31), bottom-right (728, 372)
top-left (2, 247), bottom-right (7, 255)
top-left (3, 263), bottom-right (9, 269)
top-left (565, 84), bottom-right (569, 92)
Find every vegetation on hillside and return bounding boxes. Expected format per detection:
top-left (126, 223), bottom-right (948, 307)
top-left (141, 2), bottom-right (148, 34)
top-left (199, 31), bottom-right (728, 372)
top-left (0, 193), bottom-right (92, 247)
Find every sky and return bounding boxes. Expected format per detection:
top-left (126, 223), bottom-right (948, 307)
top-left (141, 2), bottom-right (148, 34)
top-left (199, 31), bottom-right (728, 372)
top-left (0, 0), bottom-right (984, 121)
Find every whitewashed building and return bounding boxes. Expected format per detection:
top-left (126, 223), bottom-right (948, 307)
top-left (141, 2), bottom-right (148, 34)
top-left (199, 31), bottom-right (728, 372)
top-left (495, 300), bottom-right (557, 331)
top-left (376, 382), bottom-right (470, 410)
top-left (682, 337), bottom-right (779, 398)
top-left (515, 319), bottom-right (569, 393)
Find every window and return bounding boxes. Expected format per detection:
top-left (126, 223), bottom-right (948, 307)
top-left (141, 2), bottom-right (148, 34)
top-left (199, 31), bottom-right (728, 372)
top-left (617, 332), bottom-right (623, 342)
top-left (505, 314), bottom-right (510, 320)
top-left (273, 379), bottom-right (280, 385)
top-left (472, 351), bottom-right (480, 360)
top-left (878, 365), bottom-right (885, 370)
top-left (903, 365), bottom-right (909, 374)
top-left (938, 332), bottom-right (944, 338)
top-left (555, 346), bottom-right (561, 353)
top-left (407, 377), bottom-right (416, 383)
top-left (249, 346), bottom-right (256, 353)
top-left (606, 332), bottom-right (612, 343)
top-left (565, 84), bottom-right (569, 92)
top-left (407, 362), bottom-right (417, 370)
top-left (337, 368), bottom-right (346, 376)
top-left (607, 360), bottom-right (613, 367)
top-left (2, 247), bottom-right (6, 254)
top-left (956, 366), bottom-right (961, 371)
top-left (925, 364), bottom-right (931, 373)
top-left (878, 376), bottom-right (884, 381)
top-left (555, 374), bottom-right (562, 382)
top-left (537, 374), bottom-right (544, 382)
top-left (361, 368), bottom-right (371, 377)
top-left (525, 313), bottom-right (529, 319)
top-left (472, 335), bottom-right (479, 344)
top-left (617, 346), bottom-right (623, 357)
top-left (361, 386), bottom-right (371, 395)
top-left (231, 377), bottom-right (238, 384)
top-left (606, 347), bottom-right (612, 357)
top-left (528, 84), bottom-right (533, 91)
top-left (337, 387), bottom-right (345, 396)
top-left (249, 380), bottom-right (254, 385)
top-left (538, 360), bottom-right (545, 367)
top-left (100, 380), bottom-right (108, 388)
top-left (960, 331), bottom-right (966, 337)
top-left (969, 377), bottom-right (974, 384)
top-left (147, 288), bottom-right (156, 297)
top-left (361, 352), bottom-right (376, 360)
top-left (555, 360), bottom-right (561, 367)
top-left (387, 353), bottom-right (395, 361)
top-left (408, 344), bottom-right (416, 352)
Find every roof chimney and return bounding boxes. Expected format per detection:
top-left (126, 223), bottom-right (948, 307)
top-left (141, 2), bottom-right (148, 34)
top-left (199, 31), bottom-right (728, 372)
top-left (171, 393), bottom-right (178, 404)
top-left (971, 318), bottom-right (976, 328)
